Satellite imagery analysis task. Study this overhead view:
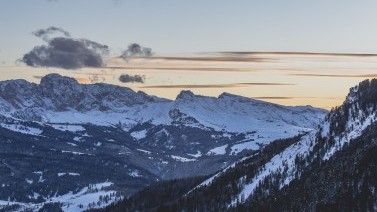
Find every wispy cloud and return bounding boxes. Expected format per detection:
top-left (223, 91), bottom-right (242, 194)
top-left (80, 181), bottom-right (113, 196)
top-left (219, 51), bottom-right (377, 58)
top-left (79, 72), bottom-right (114, 77)
top-left (103, 66), bottom-right (262, 72)
top-left (147, 56), bottom-right (271, 63)
top-left (89, 75), bottom-right (105, 83)
top-left (253, 96), bottom-right (295, 100)
top-left (141, 82), bottom-right (294, 89)
top-left (253, 96), bottom-right (338, 100)
top-left (289, 73), bottom-right (377, 78)
top-left (32, 26), bottom-right (70, 41)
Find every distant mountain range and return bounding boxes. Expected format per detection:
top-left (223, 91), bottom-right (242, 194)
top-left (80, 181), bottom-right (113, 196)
top-left (102, 79), bottom-right (377, 212)
top-left (0, 74), bottom-right (328, 211)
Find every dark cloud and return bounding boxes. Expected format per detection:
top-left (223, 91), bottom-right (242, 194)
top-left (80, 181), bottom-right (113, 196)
top-left (141, 82), bottom-right (294, 89)
top-left (119, 74), bottom-right (145, 83)
top-left (120, 43), bottom-right (153, 60)
top-left (21, 27), bottom-right (109, 69)
top-left (33, 26), bottom-right (70, 41)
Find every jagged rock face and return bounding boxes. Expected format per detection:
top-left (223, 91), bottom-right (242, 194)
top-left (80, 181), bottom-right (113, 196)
top-left (0, 79), bottom-right (39, 109)
top-left (176, 90), bottom-right (196, 100)
top-left (0, 74), bottom-right (161, 113)
top-left (0, 74), bottom-right (326, 132)
top-left (40, 74), bottom-right (85, 110)
top-left (320, 79), bottom-right (377, 140)
top-left (85, 84), bottom-right (157, 111)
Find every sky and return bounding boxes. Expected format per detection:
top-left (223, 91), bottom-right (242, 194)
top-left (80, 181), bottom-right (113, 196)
top-left (1, 0), bottom-right (377, 109)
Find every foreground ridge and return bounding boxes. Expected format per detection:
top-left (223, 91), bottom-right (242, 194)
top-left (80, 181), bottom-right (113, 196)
top-left (102, 79), bottom-right (377, 212)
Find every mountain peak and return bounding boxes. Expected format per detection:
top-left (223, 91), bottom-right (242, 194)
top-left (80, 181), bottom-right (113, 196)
top-left (176, 90), bottom-right (195, 100)
top-left (40, 73), bottom-right (79, 87)
top-left (218, 92), bottom-right (233, 98)
top-left (345, 79), bottom-right (377, 106)
top-left (218, 92), bottom-right (258, 102)
top-left (219, 92), bottom-right (245, 99)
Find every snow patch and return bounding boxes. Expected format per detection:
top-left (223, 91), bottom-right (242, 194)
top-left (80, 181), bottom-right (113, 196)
top-left (61, 150), bottom-right (93, 156)
top-left (67, 142), bottom-right (77, 146)
top-left (0, 124), bottom-right (42, 136)
top-left (171, 155), bottom-right (196, 162)
top-left (206, 144), bottom-right (228, 155)
top-left (130, 129), bottom-right (147, 140)
top-left (136, 149), bottom-right (152, 154)
top-left (129, 170), bottom-right (141, 178)
top-left (187, 151), bottom-right (202, 158)
top-left (50, 124), bottom-right (85, 132)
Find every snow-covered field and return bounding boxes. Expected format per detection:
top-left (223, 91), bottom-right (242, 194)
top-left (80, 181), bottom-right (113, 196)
top-left (0, 124), bottom-right (42, 136)
top-left (0, 182), bottom-right (121, 212)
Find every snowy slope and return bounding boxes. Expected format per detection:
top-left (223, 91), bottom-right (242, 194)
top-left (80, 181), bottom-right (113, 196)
top-left (197, 79), bottom-right (377, 207)
top-left (229, 132), bottom-right (316, 206)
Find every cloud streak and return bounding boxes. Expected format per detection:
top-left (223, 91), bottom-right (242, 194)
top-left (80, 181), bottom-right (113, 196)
top-left (141, 82), bottom-right (294, 89)
top-left (219, 51), bottom-right (377, 58)
top-left (103, 66), bottom-right (261, 72)
top-left (253, 96), bottom-right (338, 100)
top-left (289, 73), bottom-right (377, 78)
top-left (149, 56), bottom-right (270, 63)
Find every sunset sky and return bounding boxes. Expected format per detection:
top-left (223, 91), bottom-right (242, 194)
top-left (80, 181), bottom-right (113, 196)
top-left (1, 0), bottom-right (377, 109)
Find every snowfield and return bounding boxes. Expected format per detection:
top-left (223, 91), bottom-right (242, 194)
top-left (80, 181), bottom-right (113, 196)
top-left (0, 182), bottom-right (121, 212)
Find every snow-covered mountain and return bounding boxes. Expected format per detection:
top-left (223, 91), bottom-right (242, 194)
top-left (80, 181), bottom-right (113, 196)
top-left (105, 79), bottom-right (377, 211)
top-left (0, 74), bottom-right (327, 211)
top-left (0, 74), bottom-right (326, 153)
